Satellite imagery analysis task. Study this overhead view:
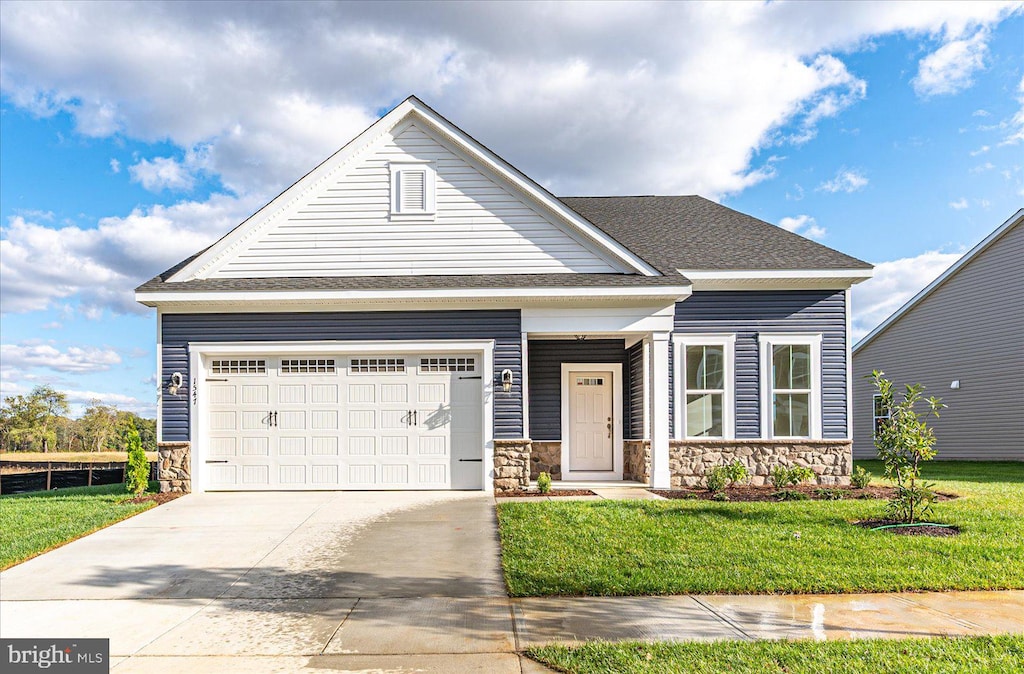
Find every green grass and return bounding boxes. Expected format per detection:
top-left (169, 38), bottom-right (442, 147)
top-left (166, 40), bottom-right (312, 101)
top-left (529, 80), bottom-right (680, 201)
top-left (0, 483), bottom-right (158, 570)
top-left (529, 635), bottom-right (1024, 674)
top-left (498, 461), bottom-right (1024, 596)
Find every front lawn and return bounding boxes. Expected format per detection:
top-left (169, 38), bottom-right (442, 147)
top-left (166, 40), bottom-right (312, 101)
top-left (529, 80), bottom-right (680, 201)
top-left (0, 483), bottom-right (159, 570)
top-left (530, 635), bottom-right (1024, 674)
top-left (497, 461), bottom-right (1024, 596)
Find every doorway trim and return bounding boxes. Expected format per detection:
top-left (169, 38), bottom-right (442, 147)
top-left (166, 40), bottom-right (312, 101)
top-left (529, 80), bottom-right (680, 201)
top-left (560, 362), bottom-right (623, 481)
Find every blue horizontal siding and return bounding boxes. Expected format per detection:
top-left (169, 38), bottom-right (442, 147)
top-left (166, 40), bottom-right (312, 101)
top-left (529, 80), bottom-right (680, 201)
top-left (527, 339), bottom-right (630, 440)
top-left (674, 290), bottom-right (848, 439)
top-left (627, 340), bottom-right (644, 440)
top-left (161, 310), bottom-right (522, 442)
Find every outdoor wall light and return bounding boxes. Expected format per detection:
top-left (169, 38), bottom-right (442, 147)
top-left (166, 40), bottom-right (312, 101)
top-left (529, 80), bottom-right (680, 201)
top-left (501, 369), bottom-right (514, 393)
top-left (167, 372), bottom-right (184, 395)
top-left (950, 380), bottom-right (961, 390)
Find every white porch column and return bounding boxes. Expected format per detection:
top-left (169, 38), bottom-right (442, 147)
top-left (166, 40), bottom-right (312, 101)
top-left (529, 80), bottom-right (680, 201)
top-left (649, 331), bottom-right (671, 488)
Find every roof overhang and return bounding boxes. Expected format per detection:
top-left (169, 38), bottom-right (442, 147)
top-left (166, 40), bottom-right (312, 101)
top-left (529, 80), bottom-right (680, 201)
top-left (136, 285), bottom-right (693, 312)
top-left (676, 268), bottom-right (874, 291)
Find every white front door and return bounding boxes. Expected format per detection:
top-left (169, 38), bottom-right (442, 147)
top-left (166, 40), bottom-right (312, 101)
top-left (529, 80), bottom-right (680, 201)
top-left (568, 371), bottom-right (614, 472)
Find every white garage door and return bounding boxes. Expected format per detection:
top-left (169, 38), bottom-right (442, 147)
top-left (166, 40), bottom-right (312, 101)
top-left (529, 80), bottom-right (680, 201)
top-left (203, 354), bottom-right (483, 490)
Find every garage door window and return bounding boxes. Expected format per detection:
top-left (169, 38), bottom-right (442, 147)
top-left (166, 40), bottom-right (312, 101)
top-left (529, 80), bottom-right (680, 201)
top-left (281, 358), bottom-right (336, 374)
top-left (420, 357), bottom-right (476, 372)
top-left (210, 359), bottom-right (266, 374)
top-left (351, 357), bottom-right (406, 373)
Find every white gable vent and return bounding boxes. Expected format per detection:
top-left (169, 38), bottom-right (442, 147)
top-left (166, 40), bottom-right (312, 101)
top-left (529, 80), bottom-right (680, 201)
top-left (390, 161), bottom-right (436, 219)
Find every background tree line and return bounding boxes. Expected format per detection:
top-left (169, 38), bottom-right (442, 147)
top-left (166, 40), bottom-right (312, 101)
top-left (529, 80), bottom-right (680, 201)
top-left (0, 385), bottom-right (156, 453)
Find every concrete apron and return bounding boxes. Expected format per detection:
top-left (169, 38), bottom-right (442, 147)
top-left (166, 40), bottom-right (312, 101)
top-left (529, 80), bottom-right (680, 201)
top-left (0, 491), bottom-right (538, 673)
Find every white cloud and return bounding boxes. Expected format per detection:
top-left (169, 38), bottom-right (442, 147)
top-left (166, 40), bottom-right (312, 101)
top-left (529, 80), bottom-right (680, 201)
top-left (0, 342), bottom-right (121, 373)
top-left (1002, 75), bottom-right (1024, 146)
top-left (129, 155), bottom-right (196, 192)
top-left (972, 109), bottom-right (991, 117)
top-left (778, 214), bottom-right (826, 240)
top-left (817, 168), bottom-right (869, 193)
top-left (949, 197), bottom-right (969, 210)
top-left (913, 29), bottom-right (989, 97)
top-left (969, 145), bottom-right (990, 156)
top-left (970, 161), bottom-right (996, 173)
top-left (851, 250), bottom-right (963, 342)
top-left (0, 193), bottom-right (262, 315)
top-left (109, 157), bottom-right (121, 173)
top-left (41, 321), bottom-right (63, 329)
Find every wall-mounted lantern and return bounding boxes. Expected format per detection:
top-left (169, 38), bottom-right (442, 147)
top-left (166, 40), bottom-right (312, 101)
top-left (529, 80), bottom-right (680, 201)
top-left (501, 369), bottom-right (514, 393)
top-left (167, 372), bottom-right (184, 395)
top-left (950, 380), bottom-right (961, 390)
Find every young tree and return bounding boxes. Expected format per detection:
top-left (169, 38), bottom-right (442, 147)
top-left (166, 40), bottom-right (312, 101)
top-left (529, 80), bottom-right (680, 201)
top-left (124, 422), bottom-right (150, 495)
top-left (870, 370), bottom-right (945, 523)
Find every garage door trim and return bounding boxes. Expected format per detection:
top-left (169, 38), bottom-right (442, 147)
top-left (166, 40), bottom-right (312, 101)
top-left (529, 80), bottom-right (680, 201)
top-left (187, 339), bottom-right (495, 492)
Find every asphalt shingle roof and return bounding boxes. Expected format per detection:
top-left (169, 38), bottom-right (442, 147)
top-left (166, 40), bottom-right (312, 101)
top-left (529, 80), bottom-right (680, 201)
top-left (137, 195), bottom-right (869, 294)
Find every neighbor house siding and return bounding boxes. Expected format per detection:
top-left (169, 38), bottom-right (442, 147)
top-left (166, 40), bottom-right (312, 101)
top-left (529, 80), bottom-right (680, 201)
top-left (852, 221), bottom-right (1024, 460)
top-left (161, 310), bottom-right (522, 442)
top-left (206, 121), bottom-right (619, 278)
top-left (674, 290), bottom-right (848, 439)
top-left (527, 339), bottom-right (630, 440)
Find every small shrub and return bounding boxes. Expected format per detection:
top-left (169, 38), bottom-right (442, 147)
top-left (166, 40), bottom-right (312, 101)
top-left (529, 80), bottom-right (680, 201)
top-left (769, 465), bottom-right (816, 489)
top-left (886, 476), bottom-right (938, 523)
top-left (537, 471), bottom-right (552, 494)
top-left (711, 491), bottom-right (730, 501)
top-left (705, 466), bottom-right (729, 493)
top-left (723, 460), bottom-right (749, 487)
top-left (773, 489), bottom-right (809, 501)
top-left (851, 466), bottom-right (872, 489)
top-left (124, 425), bottom-right (149, 496)
top-left (814, 488), bottom-right (845, 501)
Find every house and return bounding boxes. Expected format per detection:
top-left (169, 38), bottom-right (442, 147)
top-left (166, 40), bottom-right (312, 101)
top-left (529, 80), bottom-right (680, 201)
top-left (853, 209), bottom-right (1024, 461)
top-left (135, 96), bottom-right (873, 494)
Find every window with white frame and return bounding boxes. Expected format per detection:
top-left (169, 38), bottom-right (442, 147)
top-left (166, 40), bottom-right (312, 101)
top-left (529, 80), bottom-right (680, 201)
top-left (673, 335), bottom-right (735, 439)
top-left (759, 334), bottom-right (822, 439)
top-left (872, 394), bottom-right (889, 437)
top-left (389, 161), bottom-right (436, 217)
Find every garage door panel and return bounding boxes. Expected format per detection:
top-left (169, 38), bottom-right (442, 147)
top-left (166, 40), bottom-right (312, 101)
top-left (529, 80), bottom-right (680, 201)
top-left (418, 436), bottom-right (447, 456)
top-left (348, 464), bottom-right (376, 484)
top-left (419, 464), bottom-right (447, 485)
top-left (312, 437), bottom-right (339, 455)
top-left (210, 411), bottom-right (238, 431)
top-left (278, 410), bottom-right (306, 430)
top-left (209, 437), bottom-right (237, 457)
top-left (420, 406), bottom-right (450, 430)
top-left (311, 410), bottom-right (339, 430)
top-left (242, 465), bottom-right (270, 485)
top-left (279, 465), bottom-right (306, 484)
top-left (380, 383), bottom-right (408, 402)
top-left (241, 385), bottom-right (269, 404)
top-left (349, 410), bottom-right (375, 430)
top-left (312, 464), bottom-right (339, 485)
top-left (209, 464), bottom-right (238, 486)
top-left (277, 385), bottom-right (305, 404)
top-left (240, 411), bottom-right (267, 430)
top-left (278, 437), bottom-right (305, 455)
top-left (417, 383), bottom-right (447, 403)
top-left (381, 436), bottom-right (409, 455)
top-left (381, 464), bottom-right (409, 485)
top-left (348, 436), bottom-right (375, 455)
top-left (242, 437), bottom-right (270, 456)
top-left (348, 384), bottom-right (375, 403)
top-left (312, 384), bottom-right (338, 403)
top-left (380, 410), bottom-right (408, 429)
top-left (209, 385), bottom-right (236, 404)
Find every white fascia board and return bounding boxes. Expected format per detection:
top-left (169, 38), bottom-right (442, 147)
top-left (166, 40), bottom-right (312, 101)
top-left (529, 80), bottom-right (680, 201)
top-left (854, 208), bottom-right (1024, 354)
top-left (135, 285), bottom-right (692, 308)
top-left (522, 305), bottom-right (676, 334)
top-left (678, 268), bottom-right (873, 291)
top-left (169, 96), bottom-right (658, 282)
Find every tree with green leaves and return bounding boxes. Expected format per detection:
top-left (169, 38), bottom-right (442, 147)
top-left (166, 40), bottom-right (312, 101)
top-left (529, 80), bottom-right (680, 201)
top-left (0, 385), bottom-right (69, 452)
top-left (124, 422), bottom-right (149, 495)
top-left (870, 370), bottom-right (945, 523)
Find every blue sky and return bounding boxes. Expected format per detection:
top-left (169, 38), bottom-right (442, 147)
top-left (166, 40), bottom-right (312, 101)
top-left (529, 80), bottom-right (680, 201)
top-left (1, 2), bottom-right (1021, 417)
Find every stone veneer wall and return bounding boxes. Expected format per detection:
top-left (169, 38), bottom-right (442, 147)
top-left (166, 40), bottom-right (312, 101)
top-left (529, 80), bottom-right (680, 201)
top-left (620, 439), bottom-right (852, 487)
top-left (623, 440), bottom-right (651, 483)
top-left (530, 441), bottom-right (561, 480)
top-left (493, 439), bottom-right (531, 493)
top-left (157, 441), bottom-right (191, 493)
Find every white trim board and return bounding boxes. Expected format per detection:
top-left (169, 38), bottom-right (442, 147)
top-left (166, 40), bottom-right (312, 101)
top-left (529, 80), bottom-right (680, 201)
top-left (677, 268), bottom-right (873, 291)
top-left (854, 208), bottom-right (1024, 353)
top-left (186, 339), bottom-right (495, 493)
top-left (560, 362), bottom-right (624, 481)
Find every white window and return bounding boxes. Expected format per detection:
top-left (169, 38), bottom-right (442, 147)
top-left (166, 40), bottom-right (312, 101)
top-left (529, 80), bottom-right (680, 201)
top-left (281, 358), bottom-right (336, 374)
top-left (389, 161), bottom-right (436, 218)
top-left (351, 357), bottom-right (406, 374)
top-left (210, 359), bottom-right (266, 374)
top-left (673, 335), bottom-right (735, 439)
top-left (759, 334), bottom-right (822, 439)
top-left (420, 357), bottom-right (476, 373)
top-left (872, 394), bottom-right (889, 437)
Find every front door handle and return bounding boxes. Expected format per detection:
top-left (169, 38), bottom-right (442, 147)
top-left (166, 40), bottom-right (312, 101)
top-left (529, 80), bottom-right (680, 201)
top-left (607, 418), bottom-right (612, 439)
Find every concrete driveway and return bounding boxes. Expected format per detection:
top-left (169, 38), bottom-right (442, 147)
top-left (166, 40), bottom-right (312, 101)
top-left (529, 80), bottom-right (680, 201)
top-left (0, 491), bottom-right (546, 673)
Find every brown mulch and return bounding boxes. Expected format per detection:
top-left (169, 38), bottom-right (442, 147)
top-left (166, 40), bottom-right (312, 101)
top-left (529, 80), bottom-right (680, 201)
top-left (650, 485), bottom-right (957, 503)
top-left (122, 492), bottom-right (183, 505)
top-left (854, 519), bottom-right (961, 537)
top-left (500, 489), bottom-right (597, 497)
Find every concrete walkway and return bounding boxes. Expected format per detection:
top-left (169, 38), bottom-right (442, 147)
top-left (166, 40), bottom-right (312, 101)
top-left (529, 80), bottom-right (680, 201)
top-left (2, 491), bottom-right (1022, 673)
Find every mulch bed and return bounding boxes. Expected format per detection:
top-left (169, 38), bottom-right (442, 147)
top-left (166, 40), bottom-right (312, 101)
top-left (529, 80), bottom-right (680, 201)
top-left (122, 492), bottom-right (183, 506)
top-left (854, 519), bottom-right (961, 537)
top-left (500, 489), bottom-right (597, 497)
top-left (650, 485), bottom-right (957, 503)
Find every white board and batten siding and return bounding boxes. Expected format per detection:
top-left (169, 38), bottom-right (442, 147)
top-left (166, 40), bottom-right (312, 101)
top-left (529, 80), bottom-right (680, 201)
top-left (205, 121), bottom-right (621, 278)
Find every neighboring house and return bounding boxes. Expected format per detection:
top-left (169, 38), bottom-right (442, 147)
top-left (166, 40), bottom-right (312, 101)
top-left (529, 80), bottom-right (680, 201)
top-left (852, 209), bottom-right (1024, 462)
top-left (136, 96), bottom-right (873, 494)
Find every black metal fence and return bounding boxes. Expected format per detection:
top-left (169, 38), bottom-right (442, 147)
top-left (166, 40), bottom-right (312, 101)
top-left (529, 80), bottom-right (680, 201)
top-left (0, 463), bottom-right (158, 496)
